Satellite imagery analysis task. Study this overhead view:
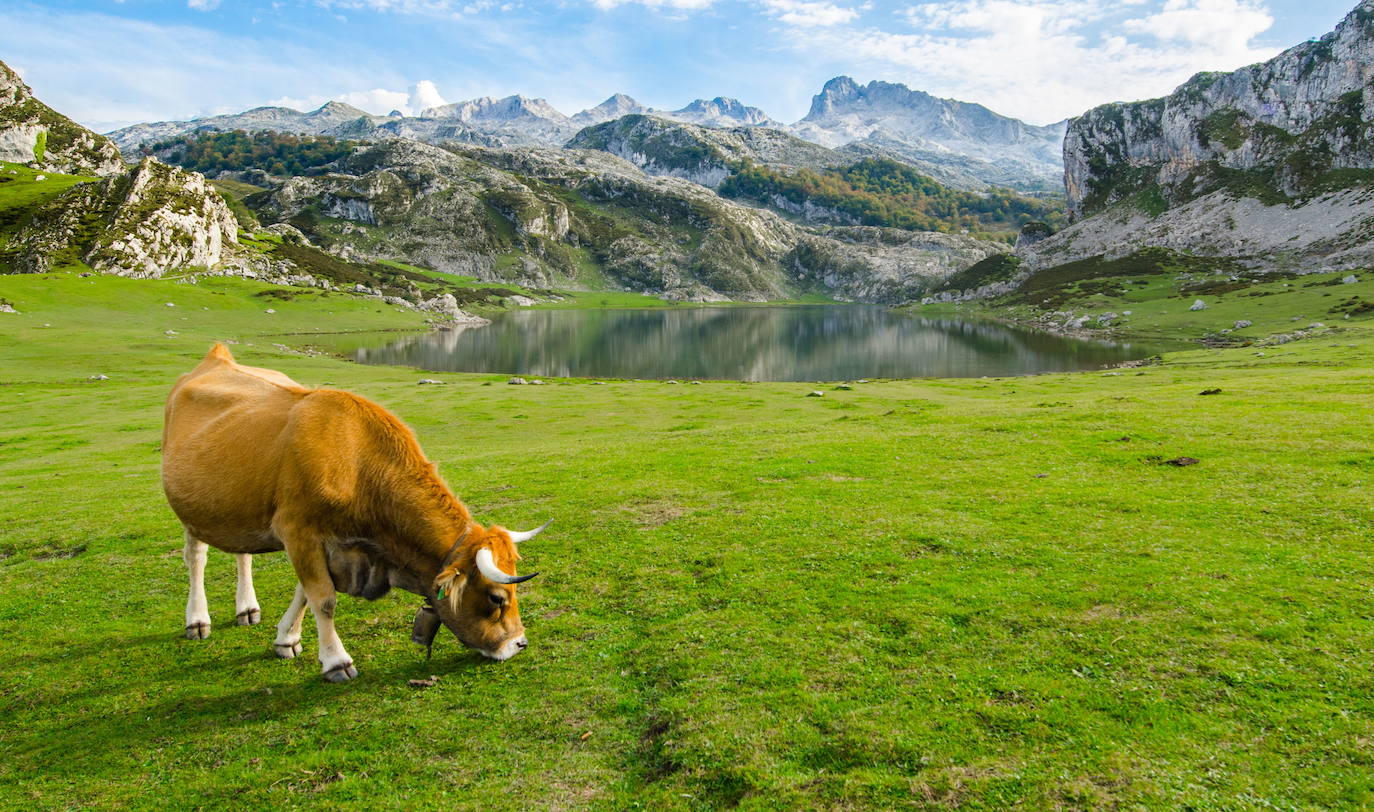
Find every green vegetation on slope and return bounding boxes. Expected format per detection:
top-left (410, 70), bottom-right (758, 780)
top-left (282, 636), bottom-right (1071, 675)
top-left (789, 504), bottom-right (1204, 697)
top-left (931, 247), bottom-right (1374, 343)
top-left (0, 272), bottom-right (1371, 808)
top-left (720, 157), bottom-right (1067, 239)
top-left (1082, 90), bottom-right (1374, 216)
top-left (150, 130), bottom-right (359, 177)
top-left (0, 161), bottom-right (98, 268)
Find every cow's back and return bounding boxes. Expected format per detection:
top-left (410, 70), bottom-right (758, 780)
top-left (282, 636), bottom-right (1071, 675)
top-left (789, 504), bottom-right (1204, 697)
top-left (162, 345), bottom-right (309, 552)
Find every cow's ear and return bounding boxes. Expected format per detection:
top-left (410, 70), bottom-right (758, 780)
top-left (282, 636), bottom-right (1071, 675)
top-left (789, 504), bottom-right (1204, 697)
top-left (435, 566), bottom-right (467, 609)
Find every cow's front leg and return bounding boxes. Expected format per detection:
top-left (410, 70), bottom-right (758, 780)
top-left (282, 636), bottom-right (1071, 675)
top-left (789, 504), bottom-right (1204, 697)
top-left (182, 532), bottom-right (212, 640)
top-left (281, 533), bottom-right (357, 682)
top-left (234, 553), bottom-right (261, 626)
top-left (272, 583), bottom-right (306, 659)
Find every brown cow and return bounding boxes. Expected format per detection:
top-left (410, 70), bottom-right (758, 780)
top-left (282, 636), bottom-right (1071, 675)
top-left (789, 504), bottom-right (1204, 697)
top-left (161, 343), bottom-right (546, 681)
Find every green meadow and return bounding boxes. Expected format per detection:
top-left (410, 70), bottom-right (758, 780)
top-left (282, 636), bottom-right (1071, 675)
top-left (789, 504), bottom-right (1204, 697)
top-left (1, 271), bottom-right (1372, 809)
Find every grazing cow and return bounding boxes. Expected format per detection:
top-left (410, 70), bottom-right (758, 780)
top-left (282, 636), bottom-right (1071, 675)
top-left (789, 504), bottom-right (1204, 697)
top-left (161, 343), bottom-right (546, 681)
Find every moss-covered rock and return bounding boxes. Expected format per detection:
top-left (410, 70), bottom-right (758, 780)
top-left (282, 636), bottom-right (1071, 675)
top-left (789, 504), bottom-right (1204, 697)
top-left (0, 60), bottom-right (123, 177)
top-left (13, 158), bottom-right (238, 276)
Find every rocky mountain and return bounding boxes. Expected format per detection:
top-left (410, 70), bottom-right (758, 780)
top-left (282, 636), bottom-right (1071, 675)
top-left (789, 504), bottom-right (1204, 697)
top-left (108, 101), bottom-right (393, 156)
top-left (570, 93), bottom-right (651, 127)
top-left (566, 114), bottom-right (841, 187)
top-left (246, 138), bottom-right (1001, 302)
top-left (789, 77), bottom-right (1066, 193)
top-left (666, 97), bottom-right (779, 128)
top-left (416, 95), bottom-right (574, 145)
top-left (105, 77), bottom-right (1062, 194)
top-left (106, 91), bottom-right (781, 156)
top-left (0, 59), bottom-right (123, 176)
top-left (12, 156), bottom-right (238, 275)
top-left (1023, 0), bottom-right (1374, 274)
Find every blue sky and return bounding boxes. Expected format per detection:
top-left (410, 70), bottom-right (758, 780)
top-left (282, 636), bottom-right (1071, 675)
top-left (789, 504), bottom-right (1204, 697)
top-left (0, 0), bottom-right (1359, 132)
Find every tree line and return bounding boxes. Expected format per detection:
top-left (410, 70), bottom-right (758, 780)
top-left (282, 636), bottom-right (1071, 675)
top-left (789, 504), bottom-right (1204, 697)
top-left (145, 131), bottom-right (357, 177)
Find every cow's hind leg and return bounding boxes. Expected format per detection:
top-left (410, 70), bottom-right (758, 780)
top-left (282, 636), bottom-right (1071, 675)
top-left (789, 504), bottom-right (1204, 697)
top-left (183, 531), bottom-right (212, 640)
top-left (279, 530), bottom-right (357, 682)
top-left (235, 554), bottom-right (261, 626)
top-left (272, 583), bottom-right (307, 659)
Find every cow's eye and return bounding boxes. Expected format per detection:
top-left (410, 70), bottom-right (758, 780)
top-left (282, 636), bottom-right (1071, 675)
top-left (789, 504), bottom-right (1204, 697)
top-left (488, 592), bottom-right (505, 608)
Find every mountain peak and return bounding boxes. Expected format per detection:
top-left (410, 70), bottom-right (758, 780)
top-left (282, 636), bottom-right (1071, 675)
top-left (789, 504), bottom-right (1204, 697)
top-left (421, 94), bottom-right (568, 123)
top-left (670, 97), bottom-right (776, 127)
top-left (571, 93), bottom-right (649, 125)
top-left (309, 101), bottom-right (372, 120)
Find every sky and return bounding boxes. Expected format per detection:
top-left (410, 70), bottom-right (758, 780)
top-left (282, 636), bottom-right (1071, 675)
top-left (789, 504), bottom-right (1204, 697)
top-left (0, 0), bottom-right (1360, 133)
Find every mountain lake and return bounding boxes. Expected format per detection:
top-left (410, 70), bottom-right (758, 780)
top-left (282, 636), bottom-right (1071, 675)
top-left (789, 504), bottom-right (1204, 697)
top-left (348, 305), bottom-right (1173, 381)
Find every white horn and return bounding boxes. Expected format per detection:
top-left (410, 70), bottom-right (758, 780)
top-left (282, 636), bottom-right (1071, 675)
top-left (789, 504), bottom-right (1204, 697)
top-left (475, 547), bottom-right (537, 585)
top-left (507, 519), bottom-right (552, 544)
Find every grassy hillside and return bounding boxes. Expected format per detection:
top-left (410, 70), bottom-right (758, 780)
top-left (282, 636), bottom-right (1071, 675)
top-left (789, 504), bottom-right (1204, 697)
top-left (0, 161), bottom-right (96, 263)
top-left (933, 248), bottom-right (1374, 342)
top-left (1, 271), bottom-right (1371, 808)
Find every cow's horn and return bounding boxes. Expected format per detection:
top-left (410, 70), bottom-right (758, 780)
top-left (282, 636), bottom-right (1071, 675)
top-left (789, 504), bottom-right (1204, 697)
top-left (475, 547), bottom-right (538, 585)
top-left (507, 519), bottom-right (552, 544)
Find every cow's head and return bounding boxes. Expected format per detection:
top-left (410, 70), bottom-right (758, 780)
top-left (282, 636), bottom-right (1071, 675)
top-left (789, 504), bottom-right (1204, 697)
top-left (431, 521), bottom-right (548, 661)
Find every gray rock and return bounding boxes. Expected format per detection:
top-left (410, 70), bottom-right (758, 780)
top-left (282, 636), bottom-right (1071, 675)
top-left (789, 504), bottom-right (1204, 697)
top-left (1189, 300), bottom-right (1208, 311)
top-left (508, 377), bottom-right (527, 385)
top-left (1023, 5), bottom-right (1374, 275)
top-left (0, 303), bottom-right (16, 314)
top-left (806, 390), bottom-right (824, 397)
top-left (88, 374), bottom-right (109, 380)
top-left (418, 379), bottom-right (444, 385)
top-left (1343, 274), bottom-right (1359, 284)
top-left (529, 379), bottom-right (546, 385)
top-left (1234, 319), bottom-right (1252, 329)
top-left (12, 158), bottom-right (239, 277)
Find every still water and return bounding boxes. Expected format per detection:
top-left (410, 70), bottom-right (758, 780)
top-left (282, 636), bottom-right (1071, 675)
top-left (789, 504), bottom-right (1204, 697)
top-left (352, 306), bottom-right (1167, 381)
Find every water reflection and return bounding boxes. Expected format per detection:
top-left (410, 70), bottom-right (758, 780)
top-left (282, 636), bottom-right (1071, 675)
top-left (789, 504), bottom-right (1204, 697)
top-left (353, 306), bottom-right (1166, 381)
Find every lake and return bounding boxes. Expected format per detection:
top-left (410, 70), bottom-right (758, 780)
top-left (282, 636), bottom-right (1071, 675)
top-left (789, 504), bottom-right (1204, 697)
top-left (351, 305), bottom-right (1168, 381)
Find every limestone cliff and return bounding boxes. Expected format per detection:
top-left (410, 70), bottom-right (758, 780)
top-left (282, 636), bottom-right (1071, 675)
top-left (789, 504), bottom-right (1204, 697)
top-left (14, 157), bottom-right (238, 275)
top-left (0, 59), bottom-right (123, 176)
top-left (1065, 1), bottom-right (1374, 217)
top-left (1026, 0), bottom-right (1374, 274)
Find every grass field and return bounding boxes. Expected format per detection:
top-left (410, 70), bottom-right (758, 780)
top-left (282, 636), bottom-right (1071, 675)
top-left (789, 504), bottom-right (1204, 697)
top-left (1, 271), bottom-right (1372, 809)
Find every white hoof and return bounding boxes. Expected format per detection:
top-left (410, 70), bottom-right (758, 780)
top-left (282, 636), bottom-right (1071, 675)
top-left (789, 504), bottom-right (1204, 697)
top-left (236, 608), bottom-right (262, 626)
top-left (185, 622), bottom-right (211, 640)
top-left (273, 641), bottom-right (302, 659)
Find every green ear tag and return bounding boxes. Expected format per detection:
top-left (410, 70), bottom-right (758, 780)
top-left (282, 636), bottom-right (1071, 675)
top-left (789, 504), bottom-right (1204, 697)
top-left (436, 586), bottom-right (446, 600)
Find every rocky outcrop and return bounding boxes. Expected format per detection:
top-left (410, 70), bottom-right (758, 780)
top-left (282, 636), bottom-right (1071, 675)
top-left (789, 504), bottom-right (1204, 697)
top-left (0, 59), bottom-right (123, 176)
top-left (13, 157), bottom-right (238, 275)
top-left (1065, 0), bottom-right (1374, 217)
top-left (1028, 0), bottom-right (1374, 274)
top-left (789, 76), bottom-right (1065, 192)
top-left (566, 115), bottom-right (840, 187)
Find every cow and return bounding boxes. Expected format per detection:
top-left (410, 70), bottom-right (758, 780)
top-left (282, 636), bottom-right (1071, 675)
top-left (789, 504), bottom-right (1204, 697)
top-left (161, 343), bottom-right (546, 681)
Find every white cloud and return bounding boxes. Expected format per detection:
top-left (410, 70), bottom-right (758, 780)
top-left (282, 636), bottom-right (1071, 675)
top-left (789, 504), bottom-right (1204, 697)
top-left (587, 0), bottom-right (716, 10)
top-left (760, 0), bottom-right (858, 27)
top-left (784, 0), bottom-right (1283, 123)
top-left (186, 0), bottom-right (221, 10)
top-left (1125, 0), bottom-right (1273, 48)
top-left (265, 80), bottom-right (448, 116)
top-left (408, 80), bottom-right (447, 112)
